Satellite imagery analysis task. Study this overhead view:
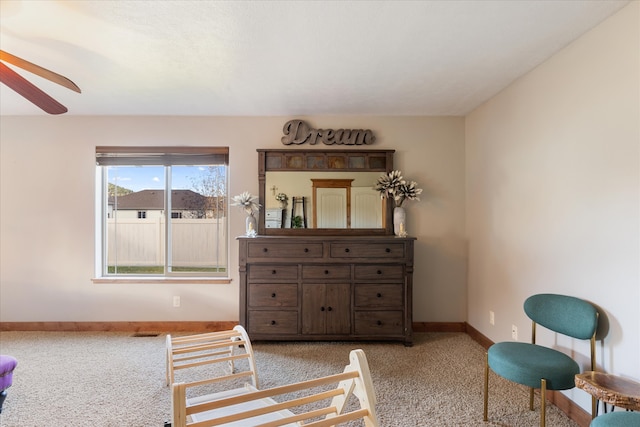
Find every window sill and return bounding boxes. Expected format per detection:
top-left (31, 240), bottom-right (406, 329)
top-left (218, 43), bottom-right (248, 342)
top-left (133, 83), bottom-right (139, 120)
top-left (92, 277), bottom-right (232, 284)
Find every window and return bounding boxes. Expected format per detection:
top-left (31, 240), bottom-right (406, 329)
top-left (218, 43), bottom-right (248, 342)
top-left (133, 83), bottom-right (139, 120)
top-left (96, 147), bottom-right (229, 278)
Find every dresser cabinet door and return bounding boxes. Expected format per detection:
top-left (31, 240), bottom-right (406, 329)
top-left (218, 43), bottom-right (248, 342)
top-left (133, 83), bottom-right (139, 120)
top-left (301, 283), bottom-right (350, 335)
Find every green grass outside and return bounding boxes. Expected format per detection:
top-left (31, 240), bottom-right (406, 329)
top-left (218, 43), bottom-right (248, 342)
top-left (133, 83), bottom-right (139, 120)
top-left (107, 266), bottom-right (226, 274)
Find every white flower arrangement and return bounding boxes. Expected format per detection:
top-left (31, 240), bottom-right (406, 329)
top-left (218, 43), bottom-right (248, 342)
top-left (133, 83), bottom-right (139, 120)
top-left (275, 193), bottom-right (288, 203)
top-left (374, 170), bottom-right (423, 207)
top-left (231, 191), bottom-right (261, 215)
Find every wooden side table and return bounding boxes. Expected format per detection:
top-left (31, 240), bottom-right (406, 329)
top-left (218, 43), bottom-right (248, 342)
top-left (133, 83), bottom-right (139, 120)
top-left (575, 371), bottom-right (640, 418)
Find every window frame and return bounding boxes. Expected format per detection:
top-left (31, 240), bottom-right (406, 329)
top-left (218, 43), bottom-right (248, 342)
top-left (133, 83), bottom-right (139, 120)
top-left (94, 146), bottom-right (230, 283)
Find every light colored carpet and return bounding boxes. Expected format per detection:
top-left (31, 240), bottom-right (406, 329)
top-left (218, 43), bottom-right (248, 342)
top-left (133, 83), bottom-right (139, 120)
top-left (0, 331), bottom-right (579, 427)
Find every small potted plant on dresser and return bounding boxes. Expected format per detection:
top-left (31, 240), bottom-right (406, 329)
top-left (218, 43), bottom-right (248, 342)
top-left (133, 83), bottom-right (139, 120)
top-left (275, 192), bottom-right (288, 209)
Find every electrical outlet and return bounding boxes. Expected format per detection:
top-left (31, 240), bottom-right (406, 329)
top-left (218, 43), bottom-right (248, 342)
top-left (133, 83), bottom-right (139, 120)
top-left (511, 325), bottom-right (518, 341)
top-left (173, 296), bottom-right (181, 308)
top-left (489, 311), bottom-right (495, 326)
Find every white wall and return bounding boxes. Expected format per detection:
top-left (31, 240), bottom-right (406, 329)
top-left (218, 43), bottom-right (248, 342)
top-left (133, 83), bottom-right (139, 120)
top-left (465, 1), bottom-right (639, 412)
top-left (0, 116), bottom-right (466, 323)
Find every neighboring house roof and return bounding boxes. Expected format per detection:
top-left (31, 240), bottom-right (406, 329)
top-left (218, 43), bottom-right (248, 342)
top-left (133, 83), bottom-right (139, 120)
top-left (111, 189), bottom-right (216, 210)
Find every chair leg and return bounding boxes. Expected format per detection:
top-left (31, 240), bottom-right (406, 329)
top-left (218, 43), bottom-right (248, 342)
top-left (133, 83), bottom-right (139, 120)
top-left (530, 387), bottom-right (534, 411)
top-left (483, 352), bottom-right (489, 421)
top-left (540, 378), bottom-right (547, 427)
top-left (0, 390), bottom-right (7, 413)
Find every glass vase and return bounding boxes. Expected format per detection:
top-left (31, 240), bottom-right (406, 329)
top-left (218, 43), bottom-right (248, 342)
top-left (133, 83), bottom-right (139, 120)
top-left (393, 206), bottom-right (407, 237)
top-left (245, 213), bottom-right (257, 237)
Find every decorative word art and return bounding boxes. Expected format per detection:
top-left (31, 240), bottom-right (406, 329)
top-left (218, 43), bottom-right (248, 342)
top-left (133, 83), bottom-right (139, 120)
top-left (281, 120), bottom-right (375, 146)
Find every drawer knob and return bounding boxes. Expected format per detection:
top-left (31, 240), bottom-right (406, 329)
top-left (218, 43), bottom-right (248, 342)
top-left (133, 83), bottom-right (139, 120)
top-left (344, 248), bottom-right (350, 253)
top-left (327, 306), bottom-right (333, 312)
top-left (304, 248), bottom-right (309, 252)
top-left (377, 270), bottom-right (382, 275)
top-left (377, 320), bottom-right (383, 326)
top-left (272, 270), bottom-right (277, 274)
top-left (377, 293), bottom-right (382, 298)
top-left (263, 248), bottom-right (268, 252)
top-left (271, 320), bottom-right (276, 325)
top-left (324, 270), bottom-right (329, 275)
top-left (320, 306), bottom-right (325, 312)
top-left (271, 293), bottom-right (276, 298)
top-left (385, 248), bottom-right (391, 253)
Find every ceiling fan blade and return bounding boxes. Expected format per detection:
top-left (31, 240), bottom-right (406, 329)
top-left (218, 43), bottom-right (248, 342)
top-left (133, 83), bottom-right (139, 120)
top-left (0, 50), bottom-right (81, 93)
top-left (0, 62), bottom-right (68, 114)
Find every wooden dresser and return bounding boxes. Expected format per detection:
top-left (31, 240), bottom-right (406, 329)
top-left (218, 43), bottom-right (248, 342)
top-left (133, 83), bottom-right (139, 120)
top-left (238, 235), bottom-right (415, 345)
top-left (264, 208), bottom-right (285, 228)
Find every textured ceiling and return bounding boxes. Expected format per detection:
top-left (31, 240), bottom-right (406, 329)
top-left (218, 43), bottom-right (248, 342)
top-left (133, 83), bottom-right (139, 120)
top-left (0, 0), bottom-right (631, 116)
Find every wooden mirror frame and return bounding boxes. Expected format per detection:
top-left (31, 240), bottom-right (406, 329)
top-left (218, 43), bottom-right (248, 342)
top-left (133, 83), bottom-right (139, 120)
top-left (257, 149), bottom-right (395, 236)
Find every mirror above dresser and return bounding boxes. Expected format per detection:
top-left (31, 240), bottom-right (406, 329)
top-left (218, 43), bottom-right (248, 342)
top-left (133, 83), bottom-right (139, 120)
top-left (257, 149), bottom-right (395, 236)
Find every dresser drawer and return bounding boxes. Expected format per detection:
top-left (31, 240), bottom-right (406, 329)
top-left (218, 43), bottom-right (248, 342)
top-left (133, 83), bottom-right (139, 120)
top-left (330, 242), bottom-right (405, 258)
top-left (265, 209), bottom-right (284, 219)
top-left (248, 242), bottom-right (323, 258)
top-left (354, 265), bottom-right (403, 280)
top-left (249, 310), bottom-right (298, 335)
top-left (248, 265), bottom-right (298, 281)
top-left (354, 311), bottom-right (404, 335)
top-left (302, 265), bottom-right (351, 280)
top-left (249, 284), bottom-right (298, 307)
top-left (354, 284), bottom-right (403, 308)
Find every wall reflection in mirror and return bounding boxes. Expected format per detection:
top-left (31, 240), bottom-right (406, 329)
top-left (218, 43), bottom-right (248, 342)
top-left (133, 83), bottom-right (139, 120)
top-left (265, 172), bottom-right (384, 229)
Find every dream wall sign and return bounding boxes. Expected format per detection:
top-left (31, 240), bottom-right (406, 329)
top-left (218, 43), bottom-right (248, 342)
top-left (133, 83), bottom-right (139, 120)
top-left (281, 120), bottom-right (376, 146)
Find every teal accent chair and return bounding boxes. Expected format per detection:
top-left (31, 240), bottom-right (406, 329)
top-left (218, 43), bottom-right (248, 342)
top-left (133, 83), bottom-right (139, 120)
top-left (483, 294), bottom-right (599, 427)
top-left (590, 411), bottom-right (640, 426)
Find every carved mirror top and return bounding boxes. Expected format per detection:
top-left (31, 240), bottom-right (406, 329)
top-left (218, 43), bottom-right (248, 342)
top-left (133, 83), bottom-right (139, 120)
top-left (258, 149), bottom-right (393, 173)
